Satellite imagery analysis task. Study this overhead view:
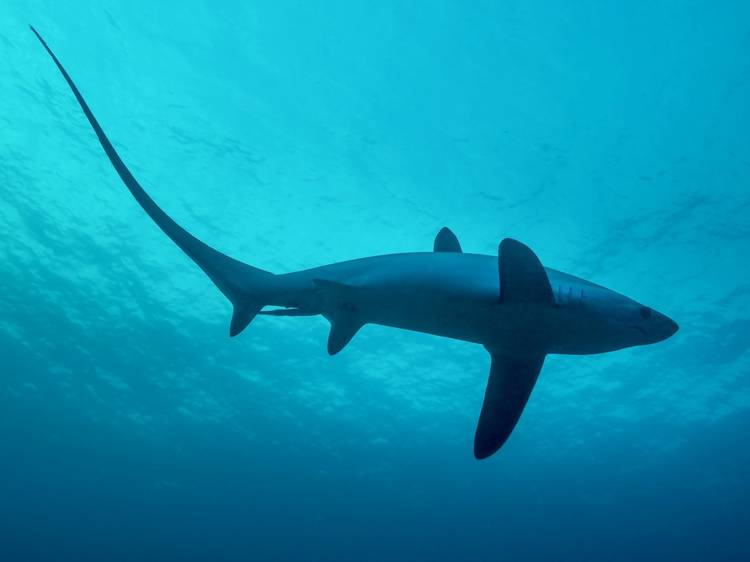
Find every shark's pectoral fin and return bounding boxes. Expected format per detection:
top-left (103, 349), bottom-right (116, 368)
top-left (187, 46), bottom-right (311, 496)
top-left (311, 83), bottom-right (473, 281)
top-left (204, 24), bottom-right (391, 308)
top-left (474, 352), bottom-right (545, 459)
top-left (433, 226), bottom-right (463, 253)
top-left (314, 278), bottom-right (364, 355)
top-left (498, 238), bottom-right (553, 304)
top-left (475, 238), bottom-right (551, 457)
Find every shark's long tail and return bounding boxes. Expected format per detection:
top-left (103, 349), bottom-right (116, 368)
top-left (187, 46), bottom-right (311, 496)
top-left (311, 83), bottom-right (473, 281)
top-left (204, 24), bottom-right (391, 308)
top-left (30, 25), bottom-right (274, 337)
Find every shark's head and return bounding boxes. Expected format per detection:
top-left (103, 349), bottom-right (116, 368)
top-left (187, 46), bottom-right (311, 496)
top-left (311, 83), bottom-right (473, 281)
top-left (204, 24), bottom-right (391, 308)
top-left (551, 273), bottom-right (679, 353)
top-left (605, 293), bottom-right (678, 348)
top-left (582, 287), bottom-right (678, 351)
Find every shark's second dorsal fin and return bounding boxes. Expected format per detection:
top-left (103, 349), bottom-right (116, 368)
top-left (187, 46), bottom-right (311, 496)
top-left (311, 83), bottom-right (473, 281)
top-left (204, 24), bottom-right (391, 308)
top-left (313, 279), bottom-right (364, 355)
top-left (433, 227), bottom-right (463, 253)
top-left (498, 238), bottom-right (553, 304)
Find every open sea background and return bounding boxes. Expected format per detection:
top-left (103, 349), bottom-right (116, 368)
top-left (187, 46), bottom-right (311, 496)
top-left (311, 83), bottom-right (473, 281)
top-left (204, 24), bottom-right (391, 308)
top-left (1, 2), bottom-right (749, 561)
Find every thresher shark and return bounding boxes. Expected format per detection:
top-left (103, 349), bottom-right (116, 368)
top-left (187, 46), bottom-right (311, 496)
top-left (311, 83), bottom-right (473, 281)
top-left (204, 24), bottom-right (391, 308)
top-left (31, 27), bottom-right (678, 459)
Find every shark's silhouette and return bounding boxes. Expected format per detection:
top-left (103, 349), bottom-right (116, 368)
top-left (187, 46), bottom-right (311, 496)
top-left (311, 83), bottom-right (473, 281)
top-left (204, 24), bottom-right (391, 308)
top-left (31, 27), bottom-right (678, 459)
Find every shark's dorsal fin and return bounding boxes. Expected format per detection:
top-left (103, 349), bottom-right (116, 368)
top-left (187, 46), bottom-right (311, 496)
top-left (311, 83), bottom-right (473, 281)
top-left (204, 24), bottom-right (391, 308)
top-left (433, 227), bottom-right (463, 253)
top-left (498, 238), bottom-right (553, 304)
top-left (474, 351), bottom-right (545, 459)
top-left (313, 279), bottom-right (364, 355)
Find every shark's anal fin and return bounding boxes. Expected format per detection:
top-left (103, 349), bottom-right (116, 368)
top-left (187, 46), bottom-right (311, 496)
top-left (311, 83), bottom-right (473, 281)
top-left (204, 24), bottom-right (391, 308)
top-left (498, 238), bottom-right (553, 304)
top-left (433, 227), bottom-right (463, 253)
top-left (313, 279), bottom-right (364, 355)
top-left (474, 351), bottom-right (545, 459)
top-left (259, 307), bottom-right (317, 317)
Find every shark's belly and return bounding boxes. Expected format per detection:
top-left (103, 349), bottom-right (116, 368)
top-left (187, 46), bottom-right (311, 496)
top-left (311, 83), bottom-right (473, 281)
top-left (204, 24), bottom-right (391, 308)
top-left (358, 285), bottom-right (498, 344)
top-left (275, 253), bottom-right (507, 344)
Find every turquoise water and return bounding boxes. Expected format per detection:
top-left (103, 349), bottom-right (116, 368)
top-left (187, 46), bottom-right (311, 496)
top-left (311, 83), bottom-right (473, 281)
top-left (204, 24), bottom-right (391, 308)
top-left (2, 2), bottom-right (749, 560)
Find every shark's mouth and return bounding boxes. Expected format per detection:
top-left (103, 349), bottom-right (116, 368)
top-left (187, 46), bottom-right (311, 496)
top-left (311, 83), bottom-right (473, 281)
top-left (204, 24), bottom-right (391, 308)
top-left (630, 325), bottom-right (648, 337)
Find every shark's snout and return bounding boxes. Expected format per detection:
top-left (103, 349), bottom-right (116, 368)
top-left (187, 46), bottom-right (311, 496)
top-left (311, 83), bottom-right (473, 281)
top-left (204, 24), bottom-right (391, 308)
top-left (665, 316), bottom-right (679, 338)
top-left (653, 310), bottom-right (679, 342)
top-left (629, 308), bottom-right (678, 344)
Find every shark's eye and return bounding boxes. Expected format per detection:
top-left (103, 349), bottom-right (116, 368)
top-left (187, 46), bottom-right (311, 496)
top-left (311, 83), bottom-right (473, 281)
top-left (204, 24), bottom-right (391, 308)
top-left (640, 306), bottom-right (652, 319)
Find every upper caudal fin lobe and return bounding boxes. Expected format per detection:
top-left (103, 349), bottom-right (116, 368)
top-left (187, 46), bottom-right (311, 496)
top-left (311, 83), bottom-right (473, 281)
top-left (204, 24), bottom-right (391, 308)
top-left (30, 26), bottom-right (275, 336)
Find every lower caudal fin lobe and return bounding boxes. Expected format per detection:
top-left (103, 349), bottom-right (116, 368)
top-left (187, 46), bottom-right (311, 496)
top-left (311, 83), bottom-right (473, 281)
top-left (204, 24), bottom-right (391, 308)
top-left (30, 26), bottom-right (273, 336)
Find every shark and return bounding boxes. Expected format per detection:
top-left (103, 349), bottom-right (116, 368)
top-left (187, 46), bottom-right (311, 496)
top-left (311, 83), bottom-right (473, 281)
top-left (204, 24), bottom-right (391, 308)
top-left (31, 27), bottom-right (678, 459)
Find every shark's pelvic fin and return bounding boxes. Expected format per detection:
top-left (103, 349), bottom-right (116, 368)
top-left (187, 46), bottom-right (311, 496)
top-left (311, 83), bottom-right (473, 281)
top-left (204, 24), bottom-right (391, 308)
top-left (30, 26), bottom-right (275, 337)
top-left (433, 226), bottom-right (463, 253)
top-left (313, 279), bottom-right (364, 355)
top-left (326, 315), bottom-right (364, 356)
top-left (474, 352), bottom-right (545, 459)
top-left (498, 238), bottom-right (553, 304)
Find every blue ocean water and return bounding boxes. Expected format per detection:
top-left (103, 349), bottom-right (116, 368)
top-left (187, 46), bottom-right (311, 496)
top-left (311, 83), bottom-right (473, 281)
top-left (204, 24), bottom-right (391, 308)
top-left (1, 2), bottom-right (749, 560)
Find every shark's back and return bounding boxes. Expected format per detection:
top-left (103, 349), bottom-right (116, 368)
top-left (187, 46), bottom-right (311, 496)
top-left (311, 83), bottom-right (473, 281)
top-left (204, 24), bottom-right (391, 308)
top-left (288, 251), bottom-right (598, 307)
top-left (289, 252), bottom-right (500, 301)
